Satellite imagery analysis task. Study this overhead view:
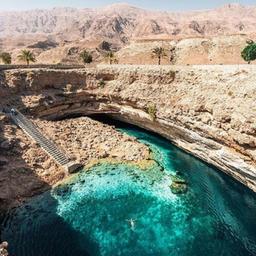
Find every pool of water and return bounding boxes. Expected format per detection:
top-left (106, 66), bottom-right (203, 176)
top-left (1, 120), bottom-right (256, 256)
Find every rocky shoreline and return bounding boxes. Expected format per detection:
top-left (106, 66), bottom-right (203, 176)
top-left (0, 114), bottom-right (150, 210)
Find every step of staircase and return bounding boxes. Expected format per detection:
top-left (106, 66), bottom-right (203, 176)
top-left (8, 109), bottom-right (82, 173)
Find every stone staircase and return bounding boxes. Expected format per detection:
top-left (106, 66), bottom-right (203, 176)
top-left (8, 109), bottom-right (82, 173)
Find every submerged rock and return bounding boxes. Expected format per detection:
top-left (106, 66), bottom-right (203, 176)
top-left (170, 175), bottom-right (188, 194)
top-left (170, 182), bottom-right (188, 194)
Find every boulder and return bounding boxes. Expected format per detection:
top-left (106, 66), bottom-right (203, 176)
top-left (170, 175), bottom-right (188, 194)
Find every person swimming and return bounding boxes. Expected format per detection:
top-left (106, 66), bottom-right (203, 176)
top-left (126, 219), bottom-right (136, 231)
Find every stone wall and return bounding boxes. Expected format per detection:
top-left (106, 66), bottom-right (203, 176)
top-left (0, 64), bottom-right (84, 71)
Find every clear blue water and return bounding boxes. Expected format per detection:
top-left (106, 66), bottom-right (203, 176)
top-left (1, 120), bottom-right (256, 256)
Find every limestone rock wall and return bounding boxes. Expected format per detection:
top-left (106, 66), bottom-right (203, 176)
top-left (0, 65), bottom-right (256, 191)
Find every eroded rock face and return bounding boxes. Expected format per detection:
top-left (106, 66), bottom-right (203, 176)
top-left (34, 117), bottom-right (149, 164)
top-left (0, 112), bottom-right (149, 209)
top-left (1, 4), bottom-right (256, 43)
top-left (0, 65), bottom-right (256, 192)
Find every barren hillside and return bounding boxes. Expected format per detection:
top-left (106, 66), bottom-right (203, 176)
top-left (1, 3), bottom-right (256, 64)
top-left (1, 3), bottom-right (256, 41)
top-left (117, 35), bottom-right (253, 65)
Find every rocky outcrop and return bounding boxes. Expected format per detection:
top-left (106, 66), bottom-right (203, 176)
top-left (0, 241), bottom-right (9, 256)
top-left (0, 65), bottom-right (256, 192)
top-left (0, 113), bottom-right (150, 209)
top-left (34, 117), bottom-right (149, 165)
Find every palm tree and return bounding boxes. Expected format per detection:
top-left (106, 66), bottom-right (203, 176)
top-left (0, 52), bottom-right (12, 64)
top-left (18, 50), bottom-right (36, 65)
top-left (80, 50), bottom-right (93, 65)
top-left (152, 47), bottom-right (167, 65)
top-left (105, 51), bottom-right (118, 64)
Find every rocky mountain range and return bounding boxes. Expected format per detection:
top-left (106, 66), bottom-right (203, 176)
top-left (1, 3), bottom-right (256, 42)
top-left (0, 3), bottom-right (256, 64)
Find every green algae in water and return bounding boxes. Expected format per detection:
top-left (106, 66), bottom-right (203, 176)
top-left (1, 124), bottom-right (256, 256)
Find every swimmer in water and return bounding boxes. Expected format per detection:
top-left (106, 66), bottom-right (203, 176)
top-left (126, 219), bottom-right (136, 231)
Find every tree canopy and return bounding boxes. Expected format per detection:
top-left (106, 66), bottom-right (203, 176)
top-left (241, 41), bottom-right (256, 64)
top-left (152, 47), bottom-right (167, 65)
top-left (0, 52), bottom-right (12, 64)
top-left (18, 50), bottom-right (36, 65)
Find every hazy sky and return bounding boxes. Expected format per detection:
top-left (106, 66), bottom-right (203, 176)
top-left (0, 0), bottom-right (255, 11)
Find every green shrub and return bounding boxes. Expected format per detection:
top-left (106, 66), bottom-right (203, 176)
top-left (0, 52), bottom-right (12, 64)
top-left (241, 41), bottom-right (256, 64)
top-left (147, 103), bottom-right (157, 120)
top-left (80, 50), bottom-right (93, 65)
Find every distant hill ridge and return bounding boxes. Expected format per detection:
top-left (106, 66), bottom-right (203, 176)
top-left (1, 3), bottom-right (256, 43)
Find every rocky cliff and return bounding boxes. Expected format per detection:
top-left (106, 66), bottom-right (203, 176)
top-left (0, 65), bottom-right (256, 192)
top-left (0, 110), bottom-right (150, 210)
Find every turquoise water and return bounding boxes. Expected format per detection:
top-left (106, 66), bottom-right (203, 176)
top-left (1, 120), bottom-right (256, 256)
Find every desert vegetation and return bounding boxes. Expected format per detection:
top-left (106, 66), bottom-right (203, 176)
top-left (152, 47), bottom-right (167, 65)
top-left (147, 103), bottom-right (157, 120)
top-left (0, 52), bottom-right (12, 64)
top-left (105, 51), bottom-right (118, 64)
top-left (18, 50), bottom-right (36, 65)
top-left (241, 40), bottom-right (256, 64)
top-left (79, 50), bottom-right (93, 65)
top-left (0, 4), bottom-right (256, 65)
